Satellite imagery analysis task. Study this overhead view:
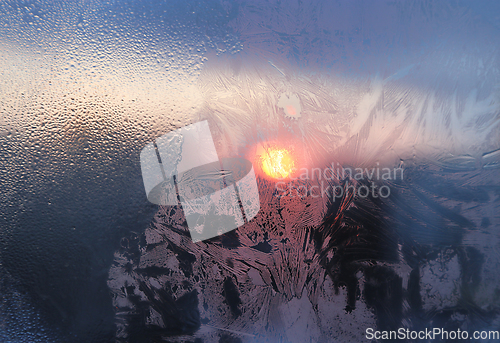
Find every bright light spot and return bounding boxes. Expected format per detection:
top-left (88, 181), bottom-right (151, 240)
top-left (260, 148), bottom-right (295, 179)
top-left (278, 93), bottom-right (302, 119)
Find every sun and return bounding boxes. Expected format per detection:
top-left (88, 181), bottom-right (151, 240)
top-left (260, 148), bottom-right (295, 179)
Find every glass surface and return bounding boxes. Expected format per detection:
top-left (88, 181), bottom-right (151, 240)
top-left (1, 1), bottom-right (499, 342)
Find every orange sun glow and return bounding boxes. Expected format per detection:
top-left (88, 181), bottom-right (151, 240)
top-left (260, 148), bottom-right (295, 179)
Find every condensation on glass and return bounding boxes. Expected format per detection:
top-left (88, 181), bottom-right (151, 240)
top-left (0, 1), bottom-right (499, 342)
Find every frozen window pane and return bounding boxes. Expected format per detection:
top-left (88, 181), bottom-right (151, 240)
top-left (0, 1), bottom-right (499, 342)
